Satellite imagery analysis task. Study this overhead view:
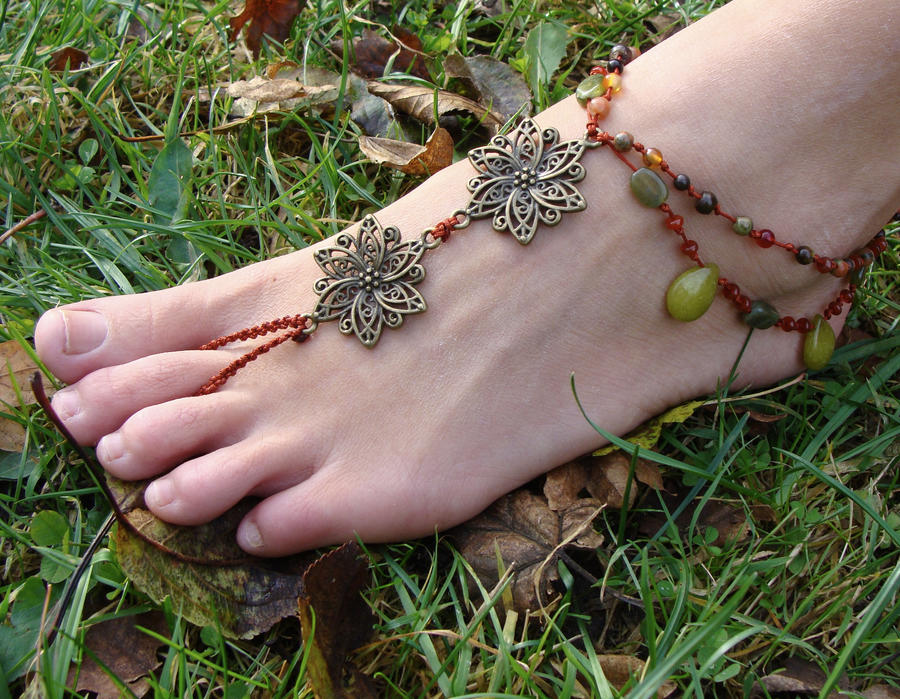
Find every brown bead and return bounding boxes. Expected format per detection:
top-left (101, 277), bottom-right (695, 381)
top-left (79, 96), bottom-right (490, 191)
top-left (831, 259), bottom-right (850, 277)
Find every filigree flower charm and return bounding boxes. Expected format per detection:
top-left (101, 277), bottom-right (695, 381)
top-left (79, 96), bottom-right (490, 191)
top-left (466, 117), bottom-right (588, 244)
top-left (312, 215), bottom-right (427, 347)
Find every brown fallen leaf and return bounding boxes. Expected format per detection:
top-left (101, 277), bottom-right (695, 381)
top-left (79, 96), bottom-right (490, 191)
top-left (544, 461), bottom-right (589, 511)
top-left (358, 127), bottom-right (453, 176)
top-left (66, 612), bottom-right (167, 699)
top-left (2, 342), bottom-right (55, 451)
top-left (757, 656), bottom-right (846, 697)
top-left (585, 452), bottom-right (663, 509)
top-left (638, 495), bottom-right (749, 547)
top-left (49, 47), bottom-right (88, 71)
top-left (347, 27), bottom-right (430, 81)
top-left (451, 490), bottom-right (603, 612)
top-left (227, 76), bottom-right (338, 117)
top-left (228, 0), bottom-right (302, 57)
top-left (298, 541), bottom-right (376, 699)
top-left (595, 655), bottom-right (676, 698)
top-left (443, 54), bottom-right (532, 122)
top-left (366, 82), bottom-right (504, 134)
top-left (0, 418), bottom-right (26, 453)
top-left (110, 476), bottom-right (315, 639)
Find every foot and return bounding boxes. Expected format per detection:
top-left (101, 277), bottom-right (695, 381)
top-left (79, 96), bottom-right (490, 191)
top-left (34, 0), bottom-right (898, 556)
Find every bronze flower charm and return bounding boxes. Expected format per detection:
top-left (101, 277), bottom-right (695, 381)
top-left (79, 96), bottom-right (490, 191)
top-left (311, 215), bottom-right (427, 347)
top-left (466, 118), bottom-right (588, 244)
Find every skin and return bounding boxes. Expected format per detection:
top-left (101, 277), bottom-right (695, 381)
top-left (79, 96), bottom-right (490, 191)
top-left (34, 0), bottom-right (899, 556)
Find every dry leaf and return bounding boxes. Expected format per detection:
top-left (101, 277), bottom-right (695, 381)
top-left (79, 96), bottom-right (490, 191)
top-left (451, 491), bottom-right (603, 612)
top-left (638, 495), bottom-right (749, 547)
top-left (347, 27), bottom-right (430, 81)
top-left (228, 0), bottom-right (301, 57)
top-left (859, 686), bottom-right (900, 699)
top-left (109, 477), bottom-right (314, 639)
top-left (366, 82), bottom-right (504, 133)
top-left (49, 47), bottom-right (88, 71)
top-left (643, 13), bottom-right (683, 44)
top-left (443, 54), bottom-right (532, 121)
top-left (1, 341), bottom-right (55, 452)
top-left (226, 77), bottom-right (338, 117)
top-left (0, 419), bottom-right (26, 452)
top-left (298, 542), bottom-right (376, 699)
top-left (758, 657), bottom-right (846, 697)
top-left (586, 452), bottom-right (663, 509)
top-left (594, 399), bottom-right (705, 457)
top-left (543, 461), bottom-right (589, 511)
top-left (67, 613), bottom-right (167, 698)
top-left (358, 127), bottom-right (453, 175)
top-left (595, 655), bottom-right (676, 697)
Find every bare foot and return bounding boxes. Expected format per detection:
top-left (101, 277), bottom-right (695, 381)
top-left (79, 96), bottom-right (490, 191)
top-left (34, 0), bottom-right (899, 556)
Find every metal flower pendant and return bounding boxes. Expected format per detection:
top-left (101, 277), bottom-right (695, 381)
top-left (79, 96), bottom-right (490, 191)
top-left (312, 215), bottom-right (427, 347)
top-left (466, 117), bottom-right (588, 245)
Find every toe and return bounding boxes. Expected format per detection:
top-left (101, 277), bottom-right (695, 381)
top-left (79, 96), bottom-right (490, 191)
top-left (96, 392), bottom-right (248, 480)
top-left (53, 350), bottom-right (236, 445)
top-left (234, 465), bottom-right (487, 557)
top-left (142, 434), bottom-right (317, 525)
top-left (34, 259), bottom-right (292, 383)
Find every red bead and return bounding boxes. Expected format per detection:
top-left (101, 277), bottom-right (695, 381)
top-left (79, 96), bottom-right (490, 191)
top-left (839, 289), bottom-right (854, 303)
top-left (665, 215), bottom-right (684, 231)
top-left (815, 258), bottom-right (835, 273)
top-left (756, 229), bottom-right (776, 248)
top-left (723, 282), bottom-right (740, 300)
top-left (681, 239), bottom-right (698, 255)
top-left (781, 316), bottom-right (796, 331)
top-left (736, 295), bottom-right (752, 312)
top-left (829, 302), bottom-right (843, 315)
top-left (797, 318), bottom-right (812, 333)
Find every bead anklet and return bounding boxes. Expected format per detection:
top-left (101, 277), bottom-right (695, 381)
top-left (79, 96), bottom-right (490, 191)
top-left (197, 46), bottom-right (894, 395)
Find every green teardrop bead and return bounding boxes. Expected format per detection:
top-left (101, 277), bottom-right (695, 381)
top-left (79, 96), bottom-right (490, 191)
top-left (630, 167), bottom-right (668, 208)
top-left (575, 74), bottom-right (606, 106)
top-left (743, 299), bottom-right (780, 329)
top-left (803, 314), bottom-right (835, 370)
top-left (666, 264), bottom-right (720, 322)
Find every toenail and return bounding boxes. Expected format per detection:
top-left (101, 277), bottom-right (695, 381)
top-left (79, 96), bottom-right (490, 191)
top-left (238, 519), bottom-right (264, 551)
top-left (97, 433), bottom-right (124, 464)
top-left (60, 310), bottom-right (108, 355)
top-left (145, 479), bottom-right (175, 509)
top-left (52, 389), bottom-right (82, 422)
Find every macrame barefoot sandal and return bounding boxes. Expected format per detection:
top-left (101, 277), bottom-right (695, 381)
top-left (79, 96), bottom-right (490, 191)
top-left (198, 45), bottom-right (895, 395)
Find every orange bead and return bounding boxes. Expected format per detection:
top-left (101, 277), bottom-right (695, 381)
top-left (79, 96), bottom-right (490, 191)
top-left (642, 147), bottom-right (663, 168)
top-left (602, 73), bottom-right (622, 93)
top-left (586, 96), bottom-right (611, 119)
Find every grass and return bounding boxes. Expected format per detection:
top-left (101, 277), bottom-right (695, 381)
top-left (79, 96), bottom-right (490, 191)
top-left (1, 0), bottom-right (899, 696)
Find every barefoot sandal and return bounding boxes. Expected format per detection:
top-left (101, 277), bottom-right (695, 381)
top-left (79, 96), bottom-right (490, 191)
top-left (197, 45), bottom-right (894, 395)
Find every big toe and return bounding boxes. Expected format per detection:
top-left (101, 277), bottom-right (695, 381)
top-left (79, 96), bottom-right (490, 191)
top-left (36, 283), bottom-right (222, 383)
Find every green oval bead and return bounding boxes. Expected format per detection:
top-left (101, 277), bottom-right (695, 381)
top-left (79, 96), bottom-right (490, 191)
top-left (732, 216), bottom-right (753, 235)
top-left (666, 263), bottom-right (719, 322)
top-left (803, 314), bottom-right (835, 370)
top-left (743, 299), bottom-right (780, 329)
top-left (630, 167), bottom-right (668, 208)
top-left (575, 74), bottom-right (606, 106)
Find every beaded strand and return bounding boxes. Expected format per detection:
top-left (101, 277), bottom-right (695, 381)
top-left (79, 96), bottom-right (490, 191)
top-left (575, 45), bottom-right (894, 369)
